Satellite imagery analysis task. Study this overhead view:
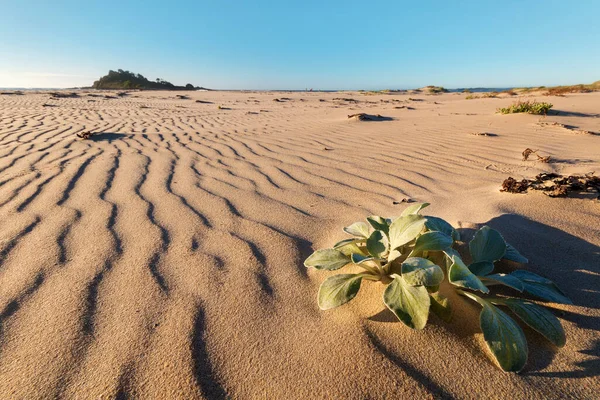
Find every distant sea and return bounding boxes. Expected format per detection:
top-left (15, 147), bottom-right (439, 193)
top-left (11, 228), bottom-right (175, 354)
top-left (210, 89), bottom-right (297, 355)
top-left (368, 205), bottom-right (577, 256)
top-left (0, 88), bottom-right (62, 91)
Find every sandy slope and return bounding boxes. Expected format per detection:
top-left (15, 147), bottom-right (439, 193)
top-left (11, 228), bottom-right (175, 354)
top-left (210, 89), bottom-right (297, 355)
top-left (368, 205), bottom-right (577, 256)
top-left (0, 89), bottom-right (599, 399)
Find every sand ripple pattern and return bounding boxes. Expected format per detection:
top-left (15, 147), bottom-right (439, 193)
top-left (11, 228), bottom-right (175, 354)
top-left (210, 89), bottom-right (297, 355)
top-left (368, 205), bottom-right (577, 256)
top-left (0, 92), bottom-right (599, 399)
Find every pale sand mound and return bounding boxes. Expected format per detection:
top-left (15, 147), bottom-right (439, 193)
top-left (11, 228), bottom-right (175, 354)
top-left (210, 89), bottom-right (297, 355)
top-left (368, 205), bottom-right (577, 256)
top-left (0, 90), bottom-right (599, 399)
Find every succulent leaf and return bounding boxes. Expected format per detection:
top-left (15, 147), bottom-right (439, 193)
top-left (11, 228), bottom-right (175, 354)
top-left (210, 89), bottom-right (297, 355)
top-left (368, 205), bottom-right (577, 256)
top-left (482, 273), bottom-right (525, 292)
top-left (449, 255), bottom-right (489, 293)
top-left (510, 270), bottom-right (554, 284)
top-left (400, 202), bottom-right (430, 217)
top-left (460, 291), bottom-right (528, 372)
top-left (469, 226), bottom-right (507, 263)
top-left (520, 281), bottom-right (572, 304)
top-left (336, 242), bottom-right (367, 257)
top-left (429, 292), bottom-right (452, 322)
top-left (366, 216), bottom-right (390, 234)
top-left (443, 247), bottom-right (461, 269)
top-left (413, 230), bottom-right (453, 254)
top-left (401, 257), bottom-right (444, 287)
top-left (492, 298), bottom-right (566, 347)
top-left (304, 249), bottom-right (351, 270)
top-left (333, 238), bottom-right (361, 249)
top-left (343, 221), bottom-right (371, 239)
top-left (366, 230), bottom-right (389, 258)
top-left (351, 253), bottom-right (374, 264)
top-left (387, 249), bottom-right (402, 263)
top-left (389, 214), bottom-right (426, 250)
top-left (510, 271), bottom-right (571, 304)
top-left (425, 216), bottom-right (460, 241)
top-left (503, 243), bottom-right (528, 264)
top-left (383, 274), bottom-right (430, 329)
top-left (318, 274), bottom-right (363, 310)
top-left (468, 261), bottom-right (495, 276)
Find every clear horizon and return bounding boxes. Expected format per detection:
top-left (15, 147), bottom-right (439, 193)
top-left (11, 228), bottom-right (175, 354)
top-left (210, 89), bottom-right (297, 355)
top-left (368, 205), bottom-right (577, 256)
top-left (1, 0), bottom-right (599, 89)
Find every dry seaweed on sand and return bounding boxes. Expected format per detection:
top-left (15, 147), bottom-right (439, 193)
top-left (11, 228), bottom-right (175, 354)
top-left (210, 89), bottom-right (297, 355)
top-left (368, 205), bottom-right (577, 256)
top-left (76, 131), bottom-right (94, 140)
top-left (501, 177), bottom-right (530, 193)
top-left (49, 92), bottom-right (79, 99)
top-left (501, 172), bottom-right (600, 198)
top-left (333, 97), bottom-right (358, 102)
top-left (392, 198), bottom-right (414, 204)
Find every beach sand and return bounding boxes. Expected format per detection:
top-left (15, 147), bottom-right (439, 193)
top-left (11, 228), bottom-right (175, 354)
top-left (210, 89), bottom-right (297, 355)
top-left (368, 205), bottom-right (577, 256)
top-left (0, 89), bottom-right (599, 399)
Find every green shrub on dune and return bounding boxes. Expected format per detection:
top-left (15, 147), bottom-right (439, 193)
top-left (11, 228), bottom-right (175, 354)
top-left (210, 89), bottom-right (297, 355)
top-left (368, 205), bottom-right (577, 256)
top-left (498, 100), bottom-right (553, 115)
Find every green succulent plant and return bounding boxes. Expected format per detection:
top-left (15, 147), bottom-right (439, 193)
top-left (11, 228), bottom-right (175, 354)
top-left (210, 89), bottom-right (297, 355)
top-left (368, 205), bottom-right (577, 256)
top-left (304, 203), bottom-right (571, 372)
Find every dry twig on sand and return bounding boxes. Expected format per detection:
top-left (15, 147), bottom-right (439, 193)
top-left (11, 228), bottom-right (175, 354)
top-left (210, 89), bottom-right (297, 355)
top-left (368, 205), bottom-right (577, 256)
top-left (522, 148), bottom-right (551, 162)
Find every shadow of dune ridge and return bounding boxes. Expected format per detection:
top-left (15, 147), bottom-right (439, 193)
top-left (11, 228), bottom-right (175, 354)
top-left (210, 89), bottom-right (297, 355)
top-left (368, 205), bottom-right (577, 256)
top-left (363, 327), bottom-right (454, 399)
top-left (191, 306), bottom-right (228, 400)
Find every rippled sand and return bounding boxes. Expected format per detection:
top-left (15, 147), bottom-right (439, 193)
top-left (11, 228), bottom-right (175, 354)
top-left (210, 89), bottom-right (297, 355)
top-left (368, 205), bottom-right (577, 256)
top-left (0, 90), bottom-right (599, 399)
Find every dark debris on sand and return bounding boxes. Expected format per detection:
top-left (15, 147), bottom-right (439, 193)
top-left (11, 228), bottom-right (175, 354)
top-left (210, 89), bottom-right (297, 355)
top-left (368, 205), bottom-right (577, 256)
top-left (501, 172), bottom-right (600, 198)
top-left (49, 92), bottom-right (79, 99)
top-left (77, 132), bottom-right (94, 140)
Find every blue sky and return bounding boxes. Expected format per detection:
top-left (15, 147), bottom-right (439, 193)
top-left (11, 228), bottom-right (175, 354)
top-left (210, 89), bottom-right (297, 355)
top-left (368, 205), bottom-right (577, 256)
top-left (1, 0), bottom-right (599, 89)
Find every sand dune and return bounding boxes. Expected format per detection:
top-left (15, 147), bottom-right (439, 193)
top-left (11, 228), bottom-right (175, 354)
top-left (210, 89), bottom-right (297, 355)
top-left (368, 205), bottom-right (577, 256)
top-left (0, 90), bottom-right (599, 399)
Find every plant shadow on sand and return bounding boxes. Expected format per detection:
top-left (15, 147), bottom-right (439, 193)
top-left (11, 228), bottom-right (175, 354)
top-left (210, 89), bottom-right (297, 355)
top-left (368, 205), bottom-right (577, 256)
top-left (549, 110), bottom-right (600, 118)
top-left (347, 113), bottom-right (394, 122)
top-left (368, 213), bottom-right (600, 376)
top-left (87, 132), bottom-right (131, 142)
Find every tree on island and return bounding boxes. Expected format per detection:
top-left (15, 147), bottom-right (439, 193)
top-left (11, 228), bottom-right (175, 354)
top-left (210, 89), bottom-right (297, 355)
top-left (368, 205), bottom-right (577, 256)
top-left (92, 69), bottom-right (207, 90)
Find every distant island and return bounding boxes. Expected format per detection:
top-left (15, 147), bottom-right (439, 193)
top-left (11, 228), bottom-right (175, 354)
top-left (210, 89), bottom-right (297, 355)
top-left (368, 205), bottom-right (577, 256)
top-left (92, 69), bottom-right (208, 90)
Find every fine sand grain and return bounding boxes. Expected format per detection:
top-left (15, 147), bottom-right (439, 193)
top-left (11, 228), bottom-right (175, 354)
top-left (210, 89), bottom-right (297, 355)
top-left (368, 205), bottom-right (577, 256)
top-left (0, 90), bottom-right (599, 399)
